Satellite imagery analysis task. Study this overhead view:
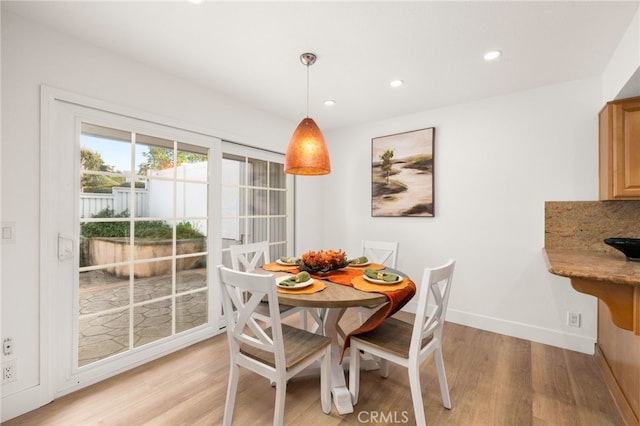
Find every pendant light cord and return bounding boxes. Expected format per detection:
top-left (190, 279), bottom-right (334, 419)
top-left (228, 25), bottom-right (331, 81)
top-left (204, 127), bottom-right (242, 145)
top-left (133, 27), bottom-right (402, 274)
top-left (306, 62), bottom-right (310, 118)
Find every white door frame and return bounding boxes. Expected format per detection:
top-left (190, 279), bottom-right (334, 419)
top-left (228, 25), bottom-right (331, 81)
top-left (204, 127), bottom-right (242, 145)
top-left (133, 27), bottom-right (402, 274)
top-left (39, 86), bottom-right (224, 403)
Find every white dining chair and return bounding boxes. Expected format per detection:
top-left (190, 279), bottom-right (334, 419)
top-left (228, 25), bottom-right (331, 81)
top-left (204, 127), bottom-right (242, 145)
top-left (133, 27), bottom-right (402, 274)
top-left (229, 241), bottom-right (305, 327)
top-left (217, 265), bottom-right (331, 426)
top-left (361, 239), bottom-right (398, 268)
top-left (355, 240), bottom-right (399, 324)
top-left (348, 258), bottom-right (456, 426)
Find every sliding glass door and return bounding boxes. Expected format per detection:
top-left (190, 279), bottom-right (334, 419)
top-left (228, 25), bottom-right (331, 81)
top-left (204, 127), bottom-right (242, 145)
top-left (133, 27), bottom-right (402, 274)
top-left (46, 94), bottom-right (295, 398)
top-left (220, 143), bottom-right (294, 267)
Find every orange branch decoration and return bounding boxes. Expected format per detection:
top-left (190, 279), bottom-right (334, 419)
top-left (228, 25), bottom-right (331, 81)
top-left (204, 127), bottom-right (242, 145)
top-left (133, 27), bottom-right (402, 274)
top-left (300, 249), bottom-right (348, 275)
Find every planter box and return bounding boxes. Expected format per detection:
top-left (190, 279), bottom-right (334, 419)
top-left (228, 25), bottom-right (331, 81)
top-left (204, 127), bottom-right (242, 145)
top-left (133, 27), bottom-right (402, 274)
top-left (90, 237), bottom-right (205, 278)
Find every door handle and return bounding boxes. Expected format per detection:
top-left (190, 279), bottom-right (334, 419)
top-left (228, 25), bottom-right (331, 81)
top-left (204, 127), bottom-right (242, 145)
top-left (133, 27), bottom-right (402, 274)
top-left (58, 233), bottom-right (74, 261)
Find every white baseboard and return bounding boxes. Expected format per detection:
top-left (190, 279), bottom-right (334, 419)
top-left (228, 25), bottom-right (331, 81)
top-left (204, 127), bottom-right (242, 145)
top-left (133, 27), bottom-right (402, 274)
top-left (400, 301), bottom-right (596, 355)
top-left (1, 384), bottom-right (47, 422)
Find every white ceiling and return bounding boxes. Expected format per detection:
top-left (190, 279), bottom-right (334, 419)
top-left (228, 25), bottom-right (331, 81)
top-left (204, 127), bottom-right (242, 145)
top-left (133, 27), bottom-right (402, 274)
top-left (4, 1), bottom-right (639, 131)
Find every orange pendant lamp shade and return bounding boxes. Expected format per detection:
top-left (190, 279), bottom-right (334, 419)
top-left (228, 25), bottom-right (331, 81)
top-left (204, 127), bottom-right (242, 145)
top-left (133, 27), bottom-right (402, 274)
top-left (284, 117), bottom-right (331, 175)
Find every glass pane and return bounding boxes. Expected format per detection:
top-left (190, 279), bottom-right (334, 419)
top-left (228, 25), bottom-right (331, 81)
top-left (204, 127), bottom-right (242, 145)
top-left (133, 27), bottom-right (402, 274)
top-left (110, 181), bottom-right (148, 219)
top-left (79, 268), bottom-right (129, 314)
top-left (133, 261), bottom-right (172, 303)
top-left (136, 134), bottom-right (174, 174)
top-left (78, 309), bottom-right (129, 367)
top-left (133, 299), bottom-right (172, 347)
top-left (81, 124), bottom-right (133, 174)
top-left (248, 158), bottom-right (268, 187)
top-left (132, 221), bottom-right (189, 265)
top-left (176, 291), bottom-right (208, 333)
top-left (178, 219), bottom-right (207, 239)
top-left (176, 143), bottom-right (208, 183)
top-left (269, 190), bottom-right (285, 215)
top-left (222, 218), bottom-right (241, 243)
top-left (248, 218), bottom-right (268, 243)
top-left (177, 182), bottom-right (208, 218)
top-left (221, 250), bottom-right (232, 268)
top-left (248, 188), bottom-right (268, 216)
top-left (146, 178), bottom-right (175, 218)
top-left (80, 172), bottom-right (128, 196)
top-left (269, 217), bottom-right (286, 242)
top-left (222, 186), bottom-right (241, 216)
top-left (222, 155), bottom-right (245, 185)
top-left (270, 243), bottom-right (287, 261)
top-left (81, 224), bottom-right (131, 269)
top-left (176, 256), bottom-right (207, 293)
top-left (269, 162), bottom-right (285, 189)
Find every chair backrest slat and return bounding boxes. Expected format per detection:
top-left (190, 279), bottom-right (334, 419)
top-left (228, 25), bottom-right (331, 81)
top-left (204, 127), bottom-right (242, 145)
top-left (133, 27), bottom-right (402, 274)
top-left (230, 241), bottom-right (270, 272)
top-left (361, 240), bottom-right (398, 268)
top-left (410, 259), bottom-right (455, 357)
top-left (218, 265), bottom-right (285, 366)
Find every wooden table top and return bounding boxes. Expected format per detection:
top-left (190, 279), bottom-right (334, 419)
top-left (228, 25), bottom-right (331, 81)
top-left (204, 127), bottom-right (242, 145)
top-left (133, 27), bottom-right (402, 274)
top-left (262, 269), bottom-right (390, 308)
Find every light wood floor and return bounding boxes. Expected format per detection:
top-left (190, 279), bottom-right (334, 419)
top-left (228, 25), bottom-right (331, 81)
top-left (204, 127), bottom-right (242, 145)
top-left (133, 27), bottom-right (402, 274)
top-left (4, 312), bottom-right (623, 426)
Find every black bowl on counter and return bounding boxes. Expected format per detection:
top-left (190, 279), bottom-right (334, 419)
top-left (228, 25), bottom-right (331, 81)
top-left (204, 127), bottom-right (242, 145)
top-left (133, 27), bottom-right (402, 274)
top-left (604, 238), bottom-right (640, 261)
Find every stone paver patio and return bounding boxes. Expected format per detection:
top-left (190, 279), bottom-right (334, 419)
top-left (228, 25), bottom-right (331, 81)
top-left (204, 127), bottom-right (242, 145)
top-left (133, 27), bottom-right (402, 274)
top-left (78, 268), bottom-right (208, 366)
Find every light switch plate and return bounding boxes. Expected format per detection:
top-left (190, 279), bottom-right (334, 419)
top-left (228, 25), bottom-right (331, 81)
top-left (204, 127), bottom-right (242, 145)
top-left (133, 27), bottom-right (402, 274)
top-left (1, 222), bottom-right (16, 244)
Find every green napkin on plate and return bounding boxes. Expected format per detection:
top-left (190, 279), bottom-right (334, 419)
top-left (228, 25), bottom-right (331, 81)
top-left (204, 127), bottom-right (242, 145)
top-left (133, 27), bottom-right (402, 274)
top-left (279, 271), bottom-right (311, 286)
top-left (279, 256), bottom-right (300, 264)
top-left (348, 256), bottom-right (369, 265)
top-left (364, 268), bottom-right (399, 282)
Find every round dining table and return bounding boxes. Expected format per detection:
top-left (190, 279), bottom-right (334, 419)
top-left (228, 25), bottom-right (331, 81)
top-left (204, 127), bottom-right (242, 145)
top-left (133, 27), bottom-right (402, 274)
top-left (267, 270), bottom-right (393, 415)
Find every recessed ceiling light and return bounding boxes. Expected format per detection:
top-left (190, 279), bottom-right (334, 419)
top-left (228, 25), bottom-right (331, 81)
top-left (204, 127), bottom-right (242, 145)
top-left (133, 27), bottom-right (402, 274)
top-left (390, 80), bottom-right (404, 88)
top-left (484, 50), bottom-right (502, 61)
top-left (324, 100), bottom-right (336, 107)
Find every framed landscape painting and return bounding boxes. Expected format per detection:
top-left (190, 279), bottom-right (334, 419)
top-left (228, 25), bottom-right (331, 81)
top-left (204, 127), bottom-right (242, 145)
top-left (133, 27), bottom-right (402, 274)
top-left (371, 127), bottom-right (434, 217)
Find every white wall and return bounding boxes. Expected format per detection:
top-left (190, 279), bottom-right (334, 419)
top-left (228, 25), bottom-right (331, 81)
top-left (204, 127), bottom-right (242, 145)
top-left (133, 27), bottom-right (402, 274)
top-left (3, 5), bottom-right (640, 422)
top-left (314, 77), bottom-right (603, 355)
top-left (603, 8), bottom-right (640, 101)
top-left (0, 11), bottom-right (308, 420)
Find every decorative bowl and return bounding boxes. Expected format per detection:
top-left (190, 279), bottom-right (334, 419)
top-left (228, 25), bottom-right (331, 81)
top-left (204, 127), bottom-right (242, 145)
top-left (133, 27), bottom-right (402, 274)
top-left (604, 238), bottom-right (640, 261)
top-left (298, 261), bottom-right (350, 276)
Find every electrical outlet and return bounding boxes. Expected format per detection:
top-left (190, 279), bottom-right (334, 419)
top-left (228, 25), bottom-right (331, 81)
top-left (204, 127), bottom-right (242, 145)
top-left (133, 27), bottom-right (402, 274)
top-left (2, 360), bottom-right (17, 384)
top-left (3, 337), bottom-right (13, 355)
top-left (567, 312), bottom-right (581, 328)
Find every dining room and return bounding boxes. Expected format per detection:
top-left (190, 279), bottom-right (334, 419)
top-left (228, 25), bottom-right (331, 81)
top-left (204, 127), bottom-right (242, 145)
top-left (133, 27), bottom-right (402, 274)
top-left (2, 1), bottom-right (640, 425)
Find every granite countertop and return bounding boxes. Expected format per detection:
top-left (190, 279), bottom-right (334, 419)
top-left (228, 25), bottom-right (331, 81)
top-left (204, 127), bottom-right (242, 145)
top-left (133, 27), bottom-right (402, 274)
top-left (543, 248), bottom-right (640, 286)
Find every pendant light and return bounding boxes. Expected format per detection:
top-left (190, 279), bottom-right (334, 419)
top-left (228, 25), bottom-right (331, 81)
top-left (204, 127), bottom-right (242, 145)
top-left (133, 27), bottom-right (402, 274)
top-left (284, 53), bottom-right (331, 175)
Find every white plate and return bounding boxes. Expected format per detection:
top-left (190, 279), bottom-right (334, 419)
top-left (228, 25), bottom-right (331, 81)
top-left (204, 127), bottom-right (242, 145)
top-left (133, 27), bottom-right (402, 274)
top-left (276, 275), bottom-right (313, 289)
top-left (363, 274), bottom-right (403, 285)
top-left (276, 259), bottom-right (300, 266)
top-left (348, 260), bottom-right (371, 266)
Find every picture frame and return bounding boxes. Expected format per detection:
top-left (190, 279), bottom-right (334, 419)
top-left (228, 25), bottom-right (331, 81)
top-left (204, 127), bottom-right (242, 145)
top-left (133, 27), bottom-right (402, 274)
top-left (371, 127), bottom-right (434, 217)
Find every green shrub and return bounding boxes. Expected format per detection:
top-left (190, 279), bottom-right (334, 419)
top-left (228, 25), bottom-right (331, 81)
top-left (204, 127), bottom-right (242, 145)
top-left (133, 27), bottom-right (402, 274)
top-left (81, 208), bottom-right (204, 240)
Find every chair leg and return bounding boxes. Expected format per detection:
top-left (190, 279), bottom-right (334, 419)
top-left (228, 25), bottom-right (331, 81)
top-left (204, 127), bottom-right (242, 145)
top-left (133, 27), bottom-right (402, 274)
top-left (273, 378), bottom-right (287, 426)
top-left (348, 344), bottom-right (362, 404)
top-left (408, 362), bottom-right (426, 426)
top-left (320, 346), bottom-right (331, 414)
top-left (379, 358), bottom-right (389, 378)
top-left (434, 346), bottom-right (452, 409)
top-left (223, 363), bottom-right (239, 426)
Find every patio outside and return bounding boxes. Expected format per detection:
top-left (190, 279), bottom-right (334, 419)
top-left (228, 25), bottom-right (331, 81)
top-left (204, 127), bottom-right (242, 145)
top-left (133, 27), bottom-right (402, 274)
top-left (78, 267), bottom-right (208, 366)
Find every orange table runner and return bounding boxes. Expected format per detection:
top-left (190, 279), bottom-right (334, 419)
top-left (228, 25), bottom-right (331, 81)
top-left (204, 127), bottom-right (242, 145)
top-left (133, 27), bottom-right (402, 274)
top-left (262, 262), bottom-right (416, 363)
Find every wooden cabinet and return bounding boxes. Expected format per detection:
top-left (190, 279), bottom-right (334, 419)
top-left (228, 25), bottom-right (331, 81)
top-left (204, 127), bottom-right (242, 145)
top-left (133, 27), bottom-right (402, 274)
top-left (599, 96), bottom-right (640, 200)
top-left (598, 300), bottom-right (640, 425)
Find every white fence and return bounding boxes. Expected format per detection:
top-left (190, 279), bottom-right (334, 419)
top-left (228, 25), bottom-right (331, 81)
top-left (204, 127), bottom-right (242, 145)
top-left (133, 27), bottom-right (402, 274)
top-left (80, 187), bottom-right (148, 218)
